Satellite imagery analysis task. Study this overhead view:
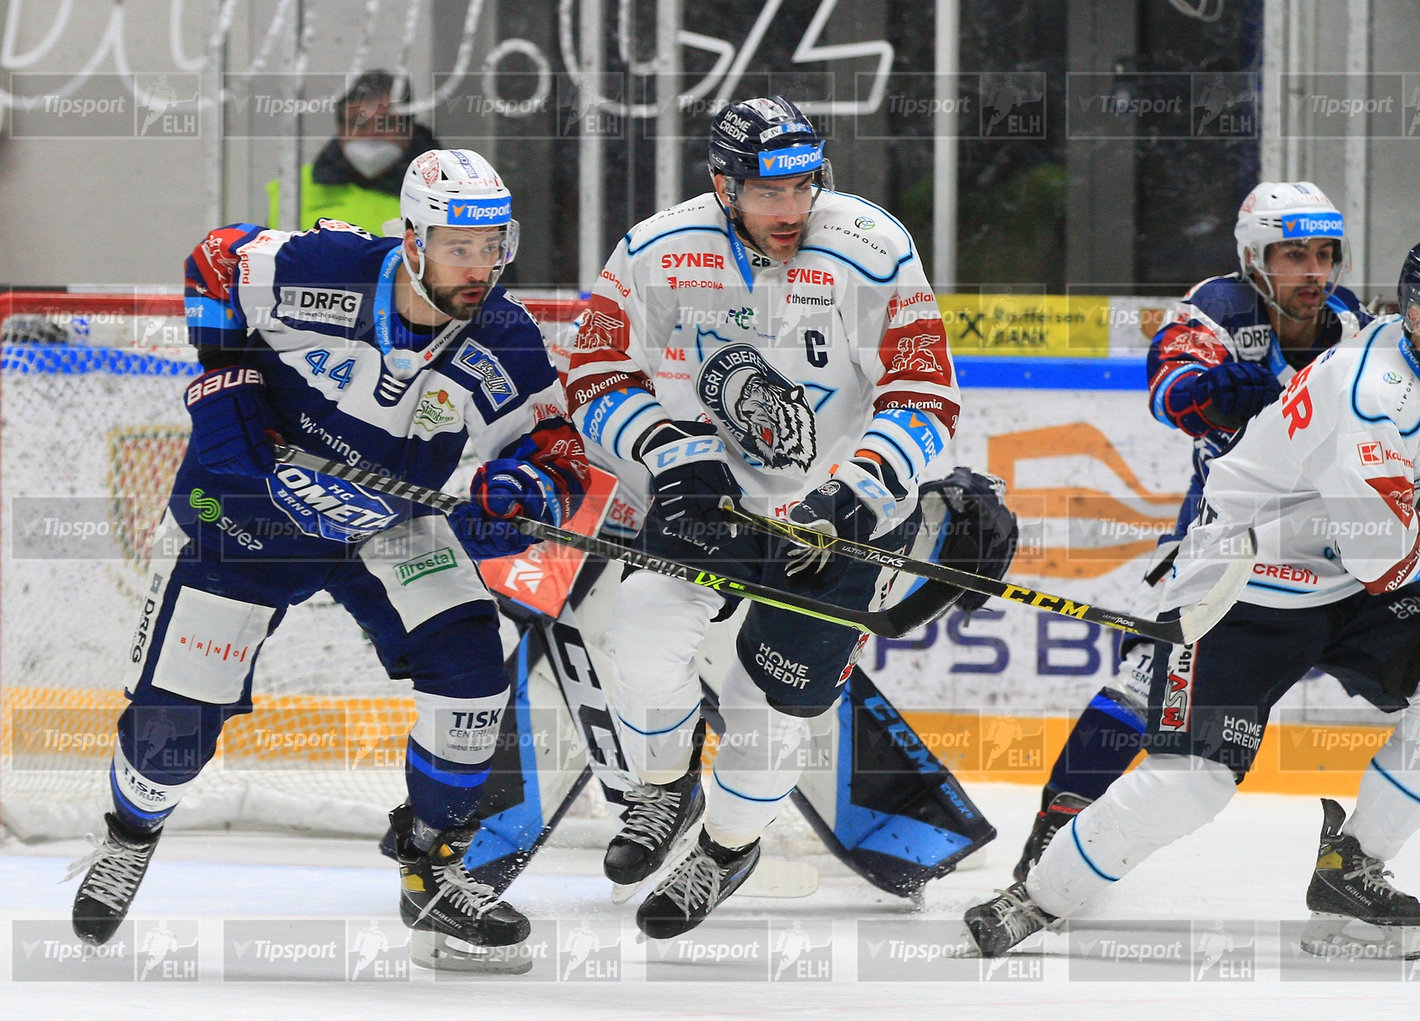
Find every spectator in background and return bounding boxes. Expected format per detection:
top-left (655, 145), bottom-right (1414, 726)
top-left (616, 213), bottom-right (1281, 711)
top-left (267, 70), bottom-right (440, 234)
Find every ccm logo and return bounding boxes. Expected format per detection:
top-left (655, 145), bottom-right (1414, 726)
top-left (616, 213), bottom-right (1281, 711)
top-left (185, 367), bottom-right (262, 405)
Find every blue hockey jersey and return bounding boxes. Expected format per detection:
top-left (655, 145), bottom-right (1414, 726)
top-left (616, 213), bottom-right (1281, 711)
top-left (173, 220), bottom-right (586, 557)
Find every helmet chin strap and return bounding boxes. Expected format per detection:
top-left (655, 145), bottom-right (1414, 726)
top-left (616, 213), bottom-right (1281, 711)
top-left (1244, 261), bottom-right (1337, 326)
top-left (399, 236), bottom-right (501, 322)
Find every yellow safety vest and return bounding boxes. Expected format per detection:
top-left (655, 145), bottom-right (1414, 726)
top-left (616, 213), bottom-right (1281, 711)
top-left (266, 164), bottom-right (402, 235)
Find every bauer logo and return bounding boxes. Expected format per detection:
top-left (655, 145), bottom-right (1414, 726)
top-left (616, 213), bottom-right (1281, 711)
top-left (1280, 213), bottom-right (1344, 238)
top-left (13, 920), bottom-right (135, 981)
top-left (446, 197), bottom-right (512, 225)
top-left (276, 287), bottom-right (362, 328)
top-left (757, 143), bottom-right (823, 176)
top-left (223, 919), bottom-right (344, 981)
top-left (395, 546), bottom-right (457, 585)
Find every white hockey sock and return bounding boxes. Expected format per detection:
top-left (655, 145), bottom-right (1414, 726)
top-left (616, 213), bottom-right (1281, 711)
top-left (703, 660), bottom-right (814, 848)
top-left (605, 571), bottom-right (721, 783)
top-left (1026, 754), bottom-right (1236, 918)
top-left (1345, 704), bottom-right (1420, 861)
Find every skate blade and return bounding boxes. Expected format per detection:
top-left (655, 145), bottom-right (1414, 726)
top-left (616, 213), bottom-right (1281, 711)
top-left (1299, 912), bottom-right (1420, 961)
top-left (409, 930), bottom-right (534, 974)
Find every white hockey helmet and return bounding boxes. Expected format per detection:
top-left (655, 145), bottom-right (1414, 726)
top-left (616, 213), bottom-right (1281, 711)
top-left (1234, 181), bottom-right (1349, 311)
top-left (399, 149), bottom-right (520, 305)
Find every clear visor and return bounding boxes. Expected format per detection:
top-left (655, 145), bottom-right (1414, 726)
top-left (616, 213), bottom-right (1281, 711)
top-left (726, 164), bottom-right (833, 216)
top-left (421, 223), bottom-right (520, 268)
top-left (1400, 283), bottom-right (1420, 334)
top-left (1254, 237), bottom-right (1349, 299)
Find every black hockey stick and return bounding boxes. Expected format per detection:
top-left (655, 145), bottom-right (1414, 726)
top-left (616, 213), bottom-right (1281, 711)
top-left (719, 501), bottom-right (1256, 645)
top-left (272, 445), bottom-right (955, 638)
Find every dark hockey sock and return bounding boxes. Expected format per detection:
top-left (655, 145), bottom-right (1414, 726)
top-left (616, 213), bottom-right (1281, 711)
top-left (1045, 690), bottom-right (1147, 802)
top-left (404, 736), bottom-right (487, 835)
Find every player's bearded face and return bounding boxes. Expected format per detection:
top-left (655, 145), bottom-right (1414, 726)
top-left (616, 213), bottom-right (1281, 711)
top-left (720, 173), bottom-right (815, 262)
top-left (420, 226), bottom-right (505, 318)
top-left (1262, 237), bottom-right (1338, 321)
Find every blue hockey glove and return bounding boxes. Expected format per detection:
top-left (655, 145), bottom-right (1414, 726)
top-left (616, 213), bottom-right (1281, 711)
top-left (784, 460), bottom-right (899, 579)
top-left (184, 366), bottom-right (281, 476)
top-left (924, 468), bottom-right (1019, 614)
top-left (448, 459), bottom-right (554, 561)
top-left (638, 420), bottom-right (743, 552)
top-left (1191, 360), bottom-right (1283, 430)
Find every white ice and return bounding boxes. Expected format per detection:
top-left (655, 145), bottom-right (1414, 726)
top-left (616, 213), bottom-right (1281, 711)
top-left (5, 782), bottom-right (1419, 1021)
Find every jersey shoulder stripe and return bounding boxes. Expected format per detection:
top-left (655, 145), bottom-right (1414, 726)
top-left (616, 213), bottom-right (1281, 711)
top-left (1349, 318), bottom-right (1420, 435)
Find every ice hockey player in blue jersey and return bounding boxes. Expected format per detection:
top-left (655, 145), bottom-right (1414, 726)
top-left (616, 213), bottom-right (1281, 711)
top-left (65, 149), bottom-right (588, 972)
top-left (1014, 181), bottom-right (1371, 880)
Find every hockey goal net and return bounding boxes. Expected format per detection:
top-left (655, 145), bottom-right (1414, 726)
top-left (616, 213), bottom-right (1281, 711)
top-left (0, 290), bottom-right (587, 841)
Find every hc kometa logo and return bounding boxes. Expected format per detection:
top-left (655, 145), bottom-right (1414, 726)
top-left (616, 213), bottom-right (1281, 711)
top-left (758, 144), bottom-right (823, 176)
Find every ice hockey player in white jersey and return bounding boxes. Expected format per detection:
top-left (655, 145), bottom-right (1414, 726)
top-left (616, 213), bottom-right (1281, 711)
top-left (65, 149), bottom-right (588, 972)
top-left (966, 243), bottom-right (1420, 961)
top-left (565, 96), bottom-right (959, 938)
top-left (1014, 181), bottom-right (1371, 880)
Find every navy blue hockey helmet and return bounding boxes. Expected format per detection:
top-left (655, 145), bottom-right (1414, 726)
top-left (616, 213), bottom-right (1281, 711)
top-left (707, 97), bottom-right (833, 203)
top-left (1399, 241), bottom-right (1420, 342)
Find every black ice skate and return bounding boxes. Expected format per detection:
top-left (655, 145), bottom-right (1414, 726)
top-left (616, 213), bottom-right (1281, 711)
top-left (1301, 798), bottom-right (1420, 959)
top-left (391, 804), bottom-right (533, 972)
top-left (635, 829), bottom-right (761, 940)
top-left (1013, 789), bottom-right (1093, 882)
top-left (66, 812), bottom-right (162, 945)
top-left (604, 721), bottom-right (706, 904)
top-left (964, 881), bottom-right (1057, 958)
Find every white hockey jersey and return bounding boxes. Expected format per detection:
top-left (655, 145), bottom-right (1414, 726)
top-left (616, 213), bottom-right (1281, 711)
top-left (564, 191), bottom-right (959, 523)
top-left (1161, 316), bottom-right (1420, 610)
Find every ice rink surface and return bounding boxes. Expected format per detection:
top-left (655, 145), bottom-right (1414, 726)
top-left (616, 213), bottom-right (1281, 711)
top-left (5, 782), bottom-right (1420, 1021)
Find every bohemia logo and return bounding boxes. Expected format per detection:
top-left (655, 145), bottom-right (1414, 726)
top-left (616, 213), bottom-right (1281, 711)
top-left (697, 344), bottom-right (816, 470)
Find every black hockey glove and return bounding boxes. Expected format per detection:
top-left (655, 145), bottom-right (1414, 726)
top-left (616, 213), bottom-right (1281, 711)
top-left (1191, 360), bottom-right (1283, 430)
top-left (638, 420), bottom-right (743, 552)
top-left (922, 467), bottom-right (1018, 614)
top-left (784, 459), bottom-right (901, 580)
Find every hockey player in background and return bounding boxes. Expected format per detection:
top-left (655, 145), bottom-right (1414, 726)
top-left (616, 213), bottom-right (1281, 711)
top-left (968, 243), bottom-right (1420, 960)
top-left (1014, 182), bottom-right (1371, 880)
top-left (565, 96), bottom-right (962, 938)
top-left (65, 149), bottom-right (588, 972)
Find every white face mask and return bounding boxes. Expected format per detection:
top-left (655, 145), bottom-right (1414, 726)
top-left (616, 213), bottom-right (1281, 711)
top-left (342, 138), bottom-right (403, 179)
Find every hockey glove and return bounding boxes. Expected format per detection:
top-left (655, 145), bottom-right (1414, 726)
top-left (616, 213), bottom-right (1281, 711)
top-left (923, 468), bottom-right (1019, 613)
top-left (184, 366), bottom-right (282, 476)
top-left (638, 420), bottom-right (743, 552)
top-left (1191, 360), bottom-right (1283, 430)
top-left (448, 458), bottom-right (556, 561)
top-left (784, 459), bottom-right (900, 579)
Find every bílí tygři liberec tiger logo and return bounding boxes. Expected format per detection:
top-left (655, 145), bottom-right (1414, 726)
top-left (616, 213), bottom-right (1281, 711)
top-left (698, 344), bottom-right (816, 470)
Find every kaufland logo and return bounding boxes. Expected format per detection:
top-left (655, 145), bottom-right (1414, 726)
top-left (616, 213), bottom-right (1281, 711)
top-left (758, 143), bottom-right (823, 176)
top-left (446, 197), bottom-right (511, 224)
top-left (1280, 213), bottom-right (1343, 237)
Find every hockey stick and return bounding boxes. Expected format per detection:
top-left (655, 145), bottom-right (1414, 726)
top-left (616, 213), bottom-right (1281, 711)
top-left (719, 502), bottom-right (1256, 645)
top-left (272, 446), bottom-right (954, 638)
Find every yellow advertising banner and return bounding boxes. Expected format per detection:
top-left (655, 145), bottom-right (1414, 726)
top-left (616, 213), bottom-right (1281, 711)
top-left (937, 293), bottom-right (1113, 356)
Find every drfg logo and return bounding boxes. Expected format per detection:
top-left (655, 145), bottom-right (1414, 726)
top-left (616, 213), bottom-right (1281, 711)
top-left (275, 287), bottom-right (362, 328)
